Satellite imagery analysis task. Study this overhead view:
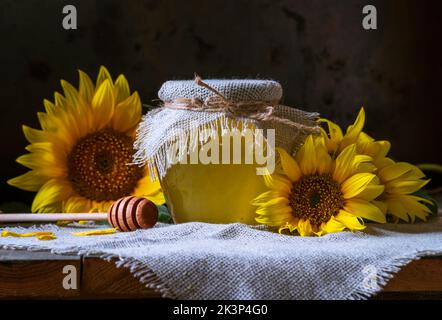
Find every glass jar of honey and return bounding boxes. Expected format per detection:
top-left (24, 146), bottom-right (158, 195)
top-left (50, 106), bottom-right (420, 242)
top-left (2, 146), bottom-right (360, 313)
top-left (133, 77), bottom-right (318, 224)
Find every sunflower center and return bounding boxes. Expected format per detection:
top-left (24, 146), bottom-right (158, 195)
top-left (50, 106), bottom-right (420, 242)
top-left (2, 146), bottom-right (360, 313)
top-left (289, 174), bottom-right (343, 226)
top-left (67, 128), bottom-right (143, 202)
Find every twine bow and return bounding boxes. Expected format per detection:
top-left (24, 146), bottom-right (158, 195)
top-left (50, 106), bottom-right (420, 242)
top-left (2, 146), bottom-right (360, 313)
top-left (163, 74), bottom-right (319, 133)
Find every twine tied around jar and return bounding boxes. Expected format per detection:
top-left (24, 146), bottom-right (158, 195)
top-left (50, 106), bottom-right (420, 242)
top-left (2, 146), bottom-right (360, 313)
top-left (162, 74), bottom-right (319, 133)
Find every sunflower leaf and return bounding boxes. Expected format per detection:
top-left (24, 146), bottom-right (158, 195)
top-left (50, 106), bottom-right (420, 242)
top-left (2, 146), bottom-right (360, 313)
top-left (157, 205), bottom-right (173, 223)
top-left (413, 190), bottom-right (439, 216)
top-left (0, 202), bottom-right (31, 213)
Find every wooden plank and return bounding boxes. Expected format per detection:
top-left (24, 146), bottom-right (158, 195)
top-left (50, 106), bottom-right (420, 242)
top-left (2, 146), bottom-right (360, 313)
top-left (81, 257), bottom-right (161, 298)
top-left (0, 250), bottom-right (81, 298)
top-left (0, 250), bottom-right (79, 261)
top-left (383, 258), bottom-right (442, 292)
top-left (0, 250), bottom-right (440, 299)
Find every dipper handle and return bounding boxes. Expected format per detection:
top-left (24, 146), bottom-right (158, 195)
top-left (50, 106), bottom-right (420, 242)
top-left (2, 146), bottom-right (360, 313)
top-left (0, 213), bottom-right (107, 222)
top-left (0, 196), bottom-right (158, 232)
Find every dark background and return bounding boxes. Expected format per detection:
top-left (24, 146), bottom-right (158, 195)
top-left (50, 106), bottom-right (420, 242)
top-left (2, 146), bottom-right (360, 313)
top-left (1, 0), bottom-right (441, 205)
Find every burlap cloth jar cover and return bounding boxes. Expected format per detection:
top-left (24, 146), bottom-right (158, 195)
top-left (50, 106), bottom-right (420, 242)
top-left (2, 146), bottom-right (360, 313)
top-left (133, 77), bottom-right (319, 224)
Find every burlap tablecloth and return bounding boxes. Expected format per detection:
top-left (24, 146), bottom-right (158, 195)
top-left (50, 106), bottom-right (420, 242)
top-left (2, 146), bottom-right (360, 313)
top-left (1, 217), bottom-right (441, 299)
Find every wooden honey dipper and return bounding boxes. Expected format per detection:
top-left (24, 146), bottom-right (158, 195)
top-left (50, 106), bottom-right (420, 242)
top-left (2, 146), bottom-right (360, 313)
top-left (0, 196), bottom-right (158, 232)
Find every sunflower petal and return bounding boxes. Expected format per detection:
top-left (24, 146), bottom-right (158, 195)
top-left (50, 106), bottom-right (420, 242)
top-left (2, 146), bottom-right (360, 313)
top-left (43, 99), bottom-right (57, 116)
top-left (256, 213), bottom-right (294, 227)
top-left (78, 70), bottom-right (95, 101)
top-left (344, 199), bottom-right (386, 223)
top-left (96, 66), bottom-right (113, 87)
top-left (379, 162), bottom-right (414, 182)
top-left (60, 80), bottom-right (81, 107)
top-left (22, 125), bottom-right (49, 144)
top-left (296, 135), bottom-right (317, 175)
top-left (335, 210), bottom-right (366, 230)
top-left (276, 147), bottom-right (302, 182)
top-left (297, 219), bottom-right (314, 236)
top-left (344, 107), bottom-right (365, 141)
top-left (251, 190), bottom-right (287, 205)
top-left (31, 179), bottom-right (73, 213)
top-left (372, 200), bottom-right (388, 214)
top-left (399, 195), bottom-right (431, 222)
top-left (111, 92), bottom-right (141, 133)
top-left (319, 118), bottom-right (343, 143)
top-left (63, 196), bottom-right (92, 213)
top-left (256, 203), bottom-right (292, 215)
top-left (385, 198), bottom-right (409, 222)
top-left (356, 184), bottom-right (385, 201)
top-left (315, 137), bottom-right (333, 174)
top-left (114, 74), bottom-right (131, 103)
top-left (91, 79), bottom-right (115, 129)
top-left (333, 144), bottom-right (357, 183)
top-left (322, 216), bottom-right (346, 234)
top-left (319, 127), bottom-right (338, 153)
top-left (341, 172), bottom-right (376, 199)
top-left (263, 174), bottom-right (292, 193)
top-left (7, 171), bottom-right (49, 192)
top-left (386, 179), bottom-right (430, 195)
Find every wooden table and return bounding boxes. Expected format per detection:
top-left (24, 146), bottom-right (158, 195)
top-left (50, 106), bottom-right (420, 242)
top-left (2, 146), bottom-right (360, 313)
top-left (0, 250), bottom-right (441, 299)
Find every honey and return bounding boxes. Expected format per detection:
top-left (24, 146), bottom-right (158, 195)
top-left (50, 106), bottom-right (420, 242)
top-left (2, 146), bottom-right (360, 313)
top-left (160, 121), bottom-right (270, 224)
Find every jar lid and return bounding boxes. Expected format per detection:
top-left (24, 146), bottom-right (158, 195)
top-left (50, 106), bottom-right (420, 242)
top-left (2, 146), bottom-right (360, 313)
top-left (158, 79), bottom-right (283, 103)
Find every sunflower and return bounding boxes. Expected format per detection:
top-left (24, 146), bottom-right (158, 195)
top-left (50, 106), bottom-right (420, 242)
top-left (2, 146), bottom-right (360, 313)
top-left (320, 107), bottom-right (431, 222)
top-left (374, 158), bottom-right (431, 222)
top-left (320, 107), bottom-right (391, 162)
top-left (252, 135), bottom-right (386, 236)
top-left (8, 66), bottom-right (164, 213)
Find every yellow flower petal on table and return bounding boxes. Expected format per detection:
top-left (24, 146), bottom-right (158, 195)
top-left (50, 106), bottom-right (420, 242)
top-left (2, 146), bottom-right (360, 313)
top-left (36, 234), bottom-right (57, 240)
top-left (1, 231), bottom-right (56, 240)
top-left (71, 228), bottom-right (117, 236)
